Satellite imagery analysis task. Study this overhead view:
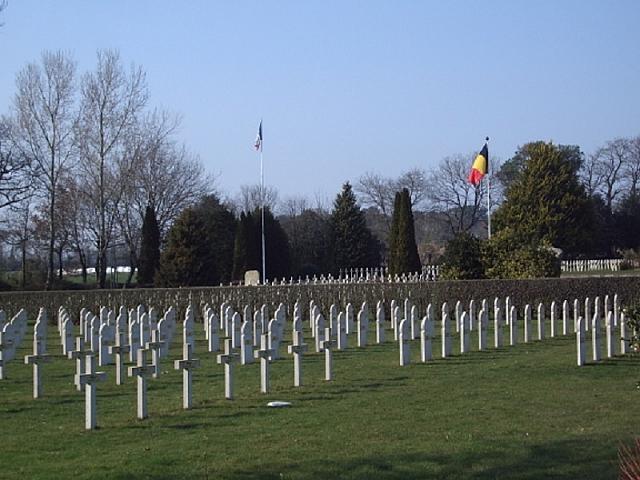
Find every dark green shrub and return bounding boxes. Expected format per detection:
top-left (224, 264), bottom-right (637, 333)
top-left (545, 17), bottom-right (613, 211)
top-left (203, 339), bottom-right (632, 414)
top-left (483, 228), bottom-right (560, 279)
top-left (623, 304), bottom-right (640, 352)
top-left (440, 233), bottom-right (484, 280)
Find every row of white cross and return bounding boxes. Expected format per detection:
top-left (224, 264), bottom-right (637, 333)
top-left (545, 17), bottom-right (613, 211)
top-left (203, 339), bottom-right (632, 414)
top-left (390, 294), bottom-right (630, 367)
top-left (1, 292), bottom-right (632, 431)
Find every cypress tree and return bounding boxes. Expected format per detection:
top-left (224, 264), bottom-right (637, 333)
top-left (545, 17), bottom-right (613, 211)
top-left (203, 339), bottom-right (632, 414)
top-left (399, 188), bottom-right (421, 273)
top-left (387, 191), bottom-right (402, 274)
top-left (137, 205), bottom-right (160, 286)
top-left (388, 188), bottom-right (421, 274)
top-left (329, 182), bottom-right (381, 272)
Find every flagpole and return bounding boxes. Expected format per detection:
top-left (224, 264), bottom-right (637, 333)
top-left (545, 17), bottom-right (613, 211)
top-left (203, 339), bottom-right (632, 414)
top-left (485, 136), bottom-right (491, 239)
top-left (260, 127), bottom-right (266, 284)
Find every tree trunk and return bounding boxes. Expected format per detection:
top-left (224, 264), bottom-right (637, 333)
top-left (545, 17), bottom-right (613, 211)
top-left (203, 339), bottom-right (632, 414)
top-left (77, 247), bottom-right (88, 283)
top-left (98, 146), bottom-right (107, 288)
top-left (99, 245), bottom-right (107, 288)
top-left (21, 239), bottom-right (26, 289)
top-left (46, 185), bottom-right (55, 290)
top-left (58, 247), bottom-right (63, 280)
top-left (123, 246), bottom-right (135, 287)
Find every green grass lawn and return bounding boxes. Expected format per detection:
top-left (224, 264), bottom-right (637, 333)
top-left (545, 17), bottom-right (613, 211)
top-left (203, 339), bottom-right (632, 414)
top-left (1, 317), bottom-right (639, 479)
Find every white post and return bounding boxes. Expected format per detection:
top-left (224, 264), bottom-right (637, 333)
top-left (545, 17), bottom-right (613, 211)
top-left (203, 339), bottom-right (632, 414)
top-left (592, 313), bottom-right (601, 362)
top-left (523, 305), bottom-right (531, 343)
top-left (478, 308), bottom-right (487, 350)
top-left (550, 301), bottom-right (557, 338)
top-left (606, 311), bottom-right (615, 358)
top-left (376, 303), bottom-right (385, 344)
top-left (441, 312), bottom-right (451, 357)
top-left (460, 312), bottom-right (469, 354)
top-left (577, 317), bottom-right (586, 366)
top-left (494, 306), bottom-right (503, 348)
top-left (509, 307), bottom-right (518, 346)
top-left (420, 316), bottom-right (432, 362)
top-left (537, 303), bottom-right (545, 341)
top-left (487, 173), bottom-right (492, 239)
top-left (260, 146), bottom-right (266, 284)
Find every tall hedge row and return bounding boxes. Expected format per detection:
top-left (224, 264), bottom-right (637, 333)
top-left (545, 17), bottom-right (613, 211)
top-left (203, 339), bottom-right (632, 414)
top-left (2, 276), bottom-right (639, 324)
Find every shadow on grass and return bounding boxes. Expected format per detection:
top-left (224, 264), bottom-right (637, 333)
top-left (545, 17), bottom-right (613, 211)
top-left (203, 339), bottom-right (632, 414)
top-left (216, 437), bottom-right (617, 480)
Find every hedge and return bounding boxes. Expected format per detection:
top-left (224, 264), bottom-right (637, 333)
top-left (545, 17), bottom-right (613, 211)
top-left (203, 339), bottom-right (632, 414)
top-left (1, 275), bottom-right (639, 324)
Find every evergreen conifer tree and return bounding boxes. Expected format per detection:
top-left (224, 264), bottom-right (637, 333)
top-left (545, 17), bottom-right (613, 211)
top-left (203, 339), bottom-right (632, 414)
top-left (232, 211), bottom-right (260, 281)
top-left (329, 182), bottom-right (381, 272)
top-left (388, 188), bottom-right (421, 274)
top-left (397, 188), bottom-right (421, 273)
top-left (253, 207), bottom-right (291, 280)
top-left (387, 191), bottom-right (402, 273)
top-left (493, 141), bottom-right (593, 255)
top-left (155, 207), bottom-right (214, 287)
top-left (137, 205), bottom-right (160, 286)
top-left (192, 195), bottom-right (237, 284)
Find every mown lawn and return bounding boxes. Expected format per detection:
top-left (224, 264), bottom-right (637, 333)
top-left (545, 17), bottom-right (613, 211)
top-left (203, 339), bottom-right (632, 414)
top-left (1, 315), bottom-right (638, 479)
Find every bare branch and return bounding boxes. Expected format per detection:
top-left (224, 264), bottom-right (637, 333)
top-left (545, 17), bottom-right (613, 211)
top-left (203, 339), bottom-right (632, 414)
top-left (235, 184), bottom-right (279, 213)
top-left (426, 154), bottom-right (486, 235)
top-left (10, 50), bottom-right (77, 288)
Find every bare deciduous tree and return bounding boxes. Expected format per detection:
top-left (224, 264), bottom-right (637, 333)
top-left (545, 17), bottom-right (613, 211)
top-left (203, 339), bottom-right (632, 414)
top-left (3, 197), bottom-right (36, 288)
top-left (0, 0), bottom-right (7, 27)
top-left (236, 184), bottom-right (279, 213)
top-left (426, 154), bottom-right (486, 235)
top-left (279, 195), bottom-right (309, 217)
top-left (625, 135), bottom-right (640, 197)
top-left (56, 174), bottom-right (92, 282)
top-left (11, 50), bottom-right (77, 289)
top-left (116, 110), bottom-right (215, 285)
top-left (355, 167), bottom-right (429, 236)
top-left (355, 172), bottom-right (393, 217)
top-left (77, 49), bottom-right (147, 288)
top-left (590, 138), bottom-right (630, 211)
top-left (0, 119), bottom-right (33, 209)
top-left (394, 167), bottom-right (429, 208)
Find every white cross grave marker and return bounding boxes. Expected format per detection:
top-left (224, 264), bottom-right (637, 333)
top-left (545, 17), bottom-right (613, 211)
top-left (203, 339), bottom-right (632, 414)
top-left (322, 327), bottom-right (335, 381)
top-left (174, 343), bottom-right (200, 409)
top-left (255, 333), bottom-right (274, 393)
top-left (24, 316), bottom-right (51, 399)
top-left (287, 330), bottom-right (308, 387)
top-left (146, 329), bottom-right (165, 379)
top-left (76, 353), bottom-right (106, 430)
top-left (109, 328), bottom-right (130, 385)
top-left (128, 348), bottom-right (155, 419)
top-left (68, 337), bottom-right (88, 391)
top-left (217, 339), bottom-right (239, 400)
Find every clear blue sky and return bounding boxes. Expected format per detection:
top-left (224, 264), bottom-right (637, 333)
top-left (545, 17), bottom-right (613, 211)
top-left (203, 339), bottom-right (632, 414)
top-left (1, 1), bottom-right (639, 201)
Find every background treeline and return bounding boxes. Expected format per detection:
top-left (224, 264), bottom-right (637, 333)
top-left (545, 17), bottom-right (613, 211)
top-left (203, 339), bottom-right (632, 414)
top-left (0, 50), bottom-right (639, 289)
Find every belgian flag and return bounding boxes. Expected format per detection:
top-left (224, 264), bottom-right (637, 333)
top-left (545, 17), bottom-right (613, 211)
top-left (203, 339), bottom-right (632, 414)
top-left (468, 140), bottom-right (489, 186)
